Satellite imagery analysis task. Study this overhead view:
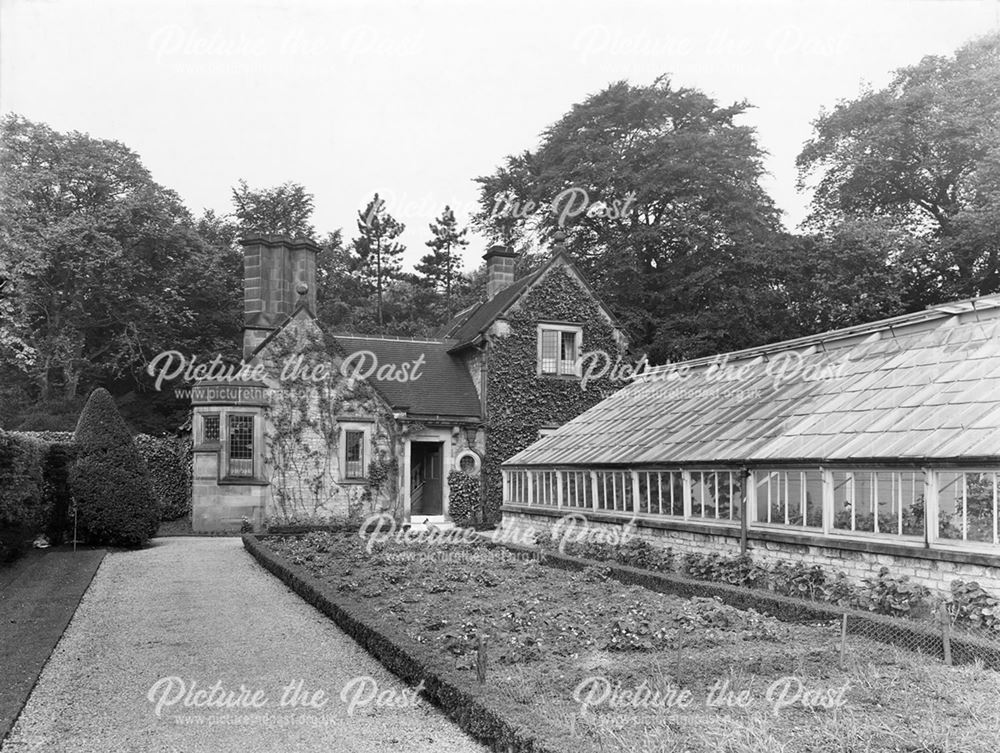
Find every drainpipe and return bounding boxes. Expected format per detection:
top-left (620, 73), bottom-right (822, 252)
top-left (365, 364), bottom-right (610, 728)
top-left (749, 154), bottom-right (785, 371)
top-left (740, 465), bottom-right (751, 555)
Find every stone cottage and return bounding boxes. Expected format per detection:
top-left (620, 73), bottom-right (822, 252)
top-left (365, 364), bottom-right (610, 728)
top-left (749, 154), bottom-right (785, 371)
top-left (191, 235), bottom-right (628, 531)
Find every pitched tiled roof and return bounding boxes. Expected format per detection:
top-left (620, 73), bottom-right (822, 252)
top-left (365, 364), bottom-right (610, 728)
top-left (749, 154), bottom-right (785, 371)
top-left (437, 271), bottom-right (541, 349)
top-left (506, 296), bottom-right (1000, 467)
top-left (331, 334), bottom-right (481, 420)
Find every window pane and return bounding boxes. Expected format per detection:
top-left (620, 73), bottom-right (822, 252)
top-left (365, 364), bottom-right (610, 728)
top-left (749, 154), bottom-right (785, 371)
top-left (966, 473), bottom-right (997, 543)
top-left (833, 470), bottom-right (924, 536)
top-left (203, 414), bottom-right (220, 443)
top-left (939, 472), bottom-right (997, 543)
top-left (559, 331), bottom-right (577, 375)
top-left (757, 471), bottom-right (820, 528)
top-left (539, 330), bottom-right (558, 374)
top-left (228, 415), bottom-right (254, 477)
top-left (345, 430), bottom-right (364, 479)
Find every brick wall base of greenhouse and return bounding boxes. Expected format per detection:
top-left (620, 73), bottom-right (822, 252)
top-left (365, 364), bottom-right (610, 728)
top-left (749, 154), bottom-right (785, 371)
top-left (500, 507), bottom-right (1000, 597)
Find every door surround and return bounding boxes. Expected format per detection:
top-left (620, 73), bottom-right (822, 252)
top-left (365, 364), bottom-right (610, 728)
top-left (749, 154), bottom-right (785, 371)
top-left (403, 427), bottom-right (452, 523)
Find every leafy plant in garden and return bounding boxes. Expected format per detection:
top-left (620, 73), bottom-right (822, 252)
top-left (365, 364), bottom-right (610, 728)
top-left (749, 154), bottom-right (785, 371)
top-left (857, 567), bottom-right (931, 618)
top-left (682, 553), bottom-right (767, 589)
top-left (949, 580), bottom-right (1000, 633)
top-left (69, 388), bottom-right (159, 547)
top-left (770, 561), bottom-right (828, 600)
top-left (818, 571), bottom-right (858, 607)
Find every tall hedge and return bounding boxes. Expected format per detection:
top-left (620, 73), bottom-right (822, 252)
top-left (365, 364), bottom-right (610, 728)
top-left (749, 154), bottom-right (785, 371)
top-left (0, 431), bottom-right (75, 560)
top-left (0, 430), bottom-right (47, 561)
top-left (69, 389), bottom-right (159, 547)
top-left (134, 434), bottom-right (192, 521)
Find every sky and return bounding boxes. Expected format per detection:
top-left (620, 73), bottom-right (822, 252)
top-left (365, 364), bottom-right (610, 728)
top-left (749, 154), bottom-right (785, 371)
top-left (1, 0), bottom-right (997, 271)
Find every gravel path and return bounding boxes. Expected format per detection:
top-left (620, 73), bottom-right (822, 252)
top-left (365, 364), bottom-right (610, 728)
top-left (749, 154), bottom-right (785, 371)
top-left (1, 537), bottom-right (488, 753)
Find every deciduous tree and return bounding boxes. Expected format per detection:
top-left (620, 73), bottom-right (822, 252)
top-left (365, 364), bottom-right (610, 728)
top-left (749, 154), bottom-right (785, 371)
top-left (797, 33), bottom-right (1000, 303)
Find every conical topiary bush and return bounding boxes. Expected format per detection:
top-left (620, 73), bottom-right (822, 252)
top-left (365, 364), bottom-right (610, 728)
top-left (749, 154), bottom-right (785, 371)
top-left (69, 388), bottom-right (160, 547)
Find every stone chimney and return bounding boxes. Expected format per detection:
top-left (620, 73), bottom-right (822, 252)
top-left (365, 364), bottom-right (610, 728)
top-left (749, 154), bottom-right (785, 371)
top-left (483, 244), bottom-right (517, 299)
top-left (242, 235), bottom-right (319, 358)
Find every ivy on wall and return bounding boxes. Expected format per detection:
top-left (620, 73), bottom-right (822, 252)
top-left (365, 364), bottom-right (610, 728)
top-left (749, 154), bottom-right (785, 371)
top-left (260, 321), bottom-right (403, 524)
top-left (447, 469), bottom-right (480, 527)
top-left (483, 265), bottom-right (628, 524)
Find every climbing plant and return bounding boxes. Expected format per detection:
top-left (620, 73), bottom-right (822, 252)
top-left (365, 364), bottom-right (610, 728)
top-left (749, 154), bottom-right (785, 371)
top-left (483, 265), bottom-right (629, 523)
top-left (261, 321), bottom-right (402, 524)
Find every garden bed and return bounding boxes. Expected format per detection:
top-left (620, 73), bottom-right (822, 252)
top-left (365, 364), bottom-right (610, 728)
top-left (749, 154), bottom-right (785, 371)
top-left (246, 532), bottom-right (1000, 752)
top-left (490, 540), bottom-right (1000, 670)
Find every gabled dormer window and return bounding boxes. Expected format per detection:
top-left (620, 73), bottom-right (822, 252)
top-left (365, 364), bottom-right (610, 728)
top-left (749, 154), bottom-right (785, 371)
top-left (537, 324), bottom-right (582, 377)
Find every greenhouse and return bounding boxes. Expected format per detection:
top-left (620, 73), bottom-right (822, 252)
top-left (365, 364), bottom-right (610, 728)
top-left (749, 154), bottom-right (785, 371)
top-left (502, 295), bottom-right (1000, 593)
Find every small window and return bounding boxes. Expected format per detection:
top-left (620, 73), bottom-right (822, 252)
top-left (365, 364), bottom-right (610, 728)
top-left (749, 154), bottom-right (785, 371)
top-left (538, 325), bottom-right (581, 377)
top-left (227, 415), bottom-right (254, 478)
top-left (456, 450), bottom-right (481, 476)
top-left (202, 414), bottom-right (220, 444)
top-left (344, 430), bottom-right (365, 480)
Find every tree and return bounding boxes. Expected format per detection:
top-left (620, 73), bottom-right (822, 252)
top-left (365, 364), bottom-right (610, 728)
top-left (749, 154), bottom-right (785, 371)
top-left (352, 193), bottom-right (405, 331)
top-left (797, 33), bottom-right (1000, 303)
top-left (473, 76), bottom-right (787, 361)
top-left (416, 205), bottom-right (468, 316)
top-left (69, 388), bottom-right (159, 547)
top-left (231, 179), bottom-right (316, 237)
top-left (777, 220), bottom-right (910, 334)
top-left (0, 114), bottom-right (237, 406)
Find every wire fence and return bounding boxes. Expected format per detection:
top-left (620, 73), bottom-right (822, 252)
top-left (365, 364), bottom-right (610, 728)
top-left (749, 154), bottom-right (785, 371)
top-left (832, 602), bottom-right (1000, 669)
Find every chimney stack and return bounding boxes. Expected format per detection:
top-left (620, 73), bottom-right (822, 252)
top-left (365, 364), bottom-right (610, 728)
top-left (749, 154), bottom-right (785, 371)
top-left (242, 235), bottom-right (319, 358)
top-left (483, 244), bottom-right (517, 299)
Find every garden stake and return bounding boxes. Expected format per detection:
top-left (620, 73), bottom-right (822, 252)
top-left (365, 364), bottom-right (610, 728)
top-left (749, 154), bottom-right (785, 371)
top-left (838, 613), bottom-right (847, 669)
top-left (476, 633), bottom-right (487, 684)
top-left (940, 603), bottom-right (953, 666)
top-left (675, 633), bottom-right (683, 678)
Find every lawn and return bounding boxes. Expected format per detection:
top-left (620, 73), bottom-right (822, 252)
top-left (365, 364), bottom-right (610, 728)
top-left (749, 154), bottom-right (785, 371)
top-left (260, 532), bottom-right (1000, 752)
top-left (0, 545), bottom-right (105, 744)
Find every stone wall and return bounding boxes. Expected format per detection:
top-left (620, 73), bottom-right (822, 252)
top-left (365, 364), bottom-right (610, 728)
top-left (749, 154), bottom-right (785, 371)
top-left (192, 449), bottom-right (268, 532)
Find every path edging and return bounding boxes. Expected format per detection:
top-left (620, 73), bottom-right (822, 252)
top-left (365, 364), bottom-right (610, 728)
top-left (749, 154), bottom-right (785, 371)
top-left (242, 534), bottom-right (557, 753)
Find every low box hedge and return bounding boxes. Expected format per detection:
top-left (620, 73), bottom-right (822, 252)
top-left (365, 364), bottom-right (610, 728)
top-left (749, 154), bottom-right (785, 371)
top-left (243, 534), bottom-right (557, 753)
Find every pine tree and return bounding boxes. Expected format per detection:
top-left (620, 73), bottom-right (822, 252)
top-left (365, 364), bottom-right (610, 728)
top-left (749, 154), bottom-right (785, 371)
top-left (352, 193), bottom-right (405, 331)
top-left (416, 205), bottom-right (468, 317)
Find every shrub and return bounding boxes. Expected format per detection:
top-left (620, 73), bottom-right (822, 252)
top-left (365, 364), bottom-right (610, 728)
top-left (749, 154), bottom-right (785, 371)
top-left (0, 430), bottom-right (77, 559)
top-left (40, 440), bottom-right (76, 544)
top-left (134, 434), bottom-right (192, 521)
top-left (447, 470), bottom-right (480, 527)
top-left (0, 429), bottom-right (47, 531)
top-left (69, 389), bottom-right (159, 547)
